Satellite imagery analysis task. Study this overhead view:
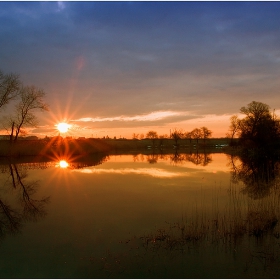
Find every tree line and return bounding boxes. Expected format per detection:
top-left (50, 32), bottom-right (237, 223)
top-left (137, 127), bottom-right (213, 147)
top-left (0, 70), bottom-right (48, 142)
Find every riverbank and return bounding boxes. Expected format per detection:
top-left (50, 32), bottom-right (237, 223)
top-left (0, 138), bottom-right (111, 157)
top-left (0, 138), bottom-right (233, 158)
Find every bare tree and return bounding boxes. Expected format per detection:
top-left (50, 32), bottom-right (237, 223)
top-left (184, 131), bottom-right (193, 145)
top-left (7, 86), bottom-right (49, 142)
top-left (170, 128), bottom-right (184, 147)
top-left (146, 130), bottom-right (158, 146)
top-left (226, 114), bottom-right (240, 144)
top-left (0, 70), bottom-right (20, 110)
top-left (158, 134), bottom-right (168, 148)
top-left (200, 126), bottom-right (212, 144)
top-left (132, 133), bottom-right (139, 140)
top-left (191, 128), bottom-right (202, 144)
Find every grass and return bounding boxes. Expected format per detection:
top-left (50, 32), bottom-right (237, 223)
top-left (91, 183), bottom-right (280, 278)
top-left (0, 138), bottom-right (112, 157)
top-left (140, 182), bottom-right (280, 251)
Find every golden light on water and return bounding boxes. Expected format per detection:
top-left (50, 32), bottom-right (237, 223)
top-left (56, 122), bottom-right (71, 133)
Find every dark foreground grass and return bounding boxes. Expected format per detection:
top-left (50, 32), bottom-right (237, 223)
top-left (0, 138), bottom-right (112, 157)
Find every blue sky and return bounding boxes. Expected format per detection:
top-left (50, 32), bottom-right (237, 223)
top-left (1, 1), bottom-right (280, 138)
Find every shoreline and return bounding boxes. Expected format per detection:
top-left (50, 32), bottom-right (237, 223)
top-left (0, 138), bottom-right (232, 158)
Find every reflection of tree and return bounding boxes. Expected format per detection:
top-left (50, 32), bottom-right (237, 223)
top-left (146, 154), bottom-right (159, 164)
top-left (169, 151), bottom-right (212, 166)
top-left (228, 153), bottom-right (280, 199)
top-left (169, 150), bottom-right (185, 165)
top-left (0, 163), bottom-right (49, 239)
top-left (0, 199), bottom-right (21, 236)
top-left (184, 152), bottom-right (212, 166)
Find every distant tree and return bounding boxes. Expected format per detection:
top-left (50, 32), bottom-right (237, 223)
top-left (200, 126), bottom-right (212, 144)
top-left (132, 133), bottom-right (139, 140)
top-left (170, 128), bottom-right (184, 147)
top-left (191, 128), bottom-right (202, 144)
top-left (230, 101), bottom-right (280, 150)
top-left (0, 70), bottom-right (20, 110)
top-left (5, 86), bottom-right (49, 142)
top-left (158, 134), bottom-right (168, 148)
top-left (184, 131), bottom-right (193, 145)
top-left (146, 130), bottom-right (158, 146)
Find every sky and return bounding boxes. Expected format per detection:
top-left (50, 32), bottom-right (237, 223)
top-left (1, 1), bottom-right (280, 139)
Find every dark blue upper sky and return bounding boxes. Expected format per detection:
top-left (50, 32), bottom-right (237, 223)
top-left (1, 1), bottom-right (280, 138)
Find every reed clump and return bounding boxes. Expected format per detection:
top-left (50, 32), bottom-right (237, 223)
top-left (141, 183), bottom-right (280, 251)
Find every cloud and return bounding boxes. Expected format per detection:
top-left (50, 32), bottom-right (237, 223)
top-left (72, 111), bottom-right (187, 123)
top-left (69, 110), bottom-right (203, 130)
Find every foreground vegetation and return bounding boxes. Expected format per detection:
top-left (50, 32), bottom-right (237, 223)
top-left (88, 181), bottom-right (280, 278)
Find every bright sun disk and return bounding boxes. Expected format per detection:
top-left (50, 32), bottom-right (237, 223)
top-left (59, 160), bottom-right (69, 168)
top-left (57, 122), bottom-right (70, 133)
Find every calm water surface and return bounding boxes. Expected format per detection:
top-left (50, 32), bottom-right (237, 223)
top-left (0, 152), bottom-right (280, 278)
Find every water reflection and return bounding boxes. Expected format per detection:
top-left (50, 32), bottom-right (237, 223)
top-left (85, 151), bottom-right (280, 278)
top-left (52, 153), bottom-right (109, 170)
top-left (146, 153), bottom-right (158, 164)
top-left (0, 163), bottom-right (50, 239)
top-left (185, 152), bottom-right (212, 166)
top-left (73, 167), bottom-right (184, 178)
top-left (228, 152), bottom-right (280, 199)
top-left (1, 151), bottom-right (280, 278)
top-left (132, 151), bottom-right (213, 166)
top-left (110, 177), bottom-right (280, 278)
top-left (0, 152), bottom-right (109, 241)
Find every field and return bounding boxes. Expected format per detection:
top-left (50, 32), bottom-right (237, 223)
top-left (0, 137), bottom-right (233, 158)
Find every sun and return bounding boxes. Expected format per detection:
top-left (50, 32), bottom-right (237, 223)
top-left (57, 122), bottom-right (70, 133)
top-left (58, 160), bottom-right (69, 168)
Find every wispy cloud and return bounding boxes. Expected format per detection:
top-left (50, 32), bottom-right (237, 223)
top-left (72, 111), bottom-right (187, 123)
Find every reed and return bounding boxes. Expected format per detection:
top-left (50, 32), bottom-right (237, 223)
top-left (140, 182), bottom-right (280, 252)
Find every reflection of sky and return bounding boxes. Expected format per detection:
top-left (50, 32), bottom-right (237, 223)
top-left (108, 153), bottom-right (230, 172)
top-left (70, 154), bottom-right (230, 180)
top-left (72, 167), bottom-right (185, 178)
top-left (1, 2), bottom-right (280, 138)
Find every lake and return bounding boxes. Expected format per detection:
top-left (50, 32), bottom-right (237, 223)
top-left (0, 151), bottom-right (280, 278)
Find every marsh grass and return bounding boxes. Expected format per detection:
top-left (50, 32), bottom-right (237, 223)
top-left (0, 139), bottom-right (111, 157)
top-left (140, 182), bottom-right (280, 252)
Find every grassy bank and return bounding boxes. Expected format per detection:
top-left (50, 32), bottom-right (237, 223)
top-left (0, 138), bottom-right (112, 157)
top-left (0, 137), bottom-right (233, 158)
